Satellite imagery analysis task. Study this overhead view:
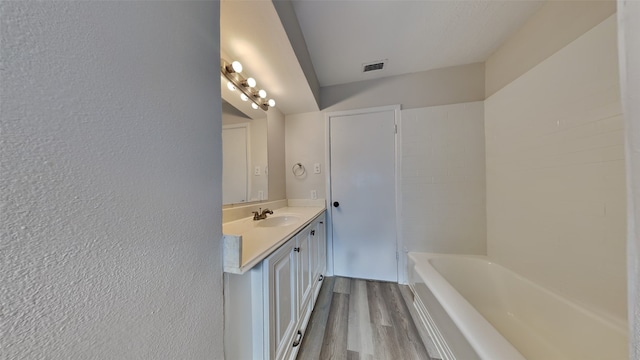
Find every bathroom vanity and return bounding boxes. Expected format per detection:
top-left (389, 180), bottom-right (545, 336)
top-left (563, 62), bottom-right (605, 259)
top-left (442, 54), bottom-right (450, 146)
top-left (223, 206), bottom-right (326, 360)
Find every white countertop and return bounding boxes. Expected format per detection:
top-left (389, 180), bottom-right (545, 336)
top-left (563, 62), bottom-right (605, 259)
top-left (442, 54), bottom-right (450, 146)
top-left (223, 206), bottom-right (326, 274)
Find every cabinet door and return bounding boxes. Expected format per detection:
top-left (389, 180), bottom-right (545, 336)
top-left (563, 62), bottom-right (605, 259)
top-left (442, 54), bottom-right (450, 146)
top-left (309, 223), bottom-right (319, 287)
top-left (310, 216), bottom-right (326, 304)
top-left (297, 229), bottom-right (314, 314)
top-left (265, 240), bottom-right (297, 360)
top-left (316, 215), bottom-right (327, 277)
top-left (309, 218), bottom-right (324, 283)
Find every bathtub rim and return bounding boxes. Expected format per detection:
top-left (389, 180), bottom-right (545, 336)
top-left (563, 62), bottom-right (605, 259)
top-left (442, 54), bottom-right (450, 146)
top-left (418, 252), bottom-right (628, 331)
top-left (408, 252), bottom-right (628, 360)
top-left (409, 252), bottom-right (526, 360)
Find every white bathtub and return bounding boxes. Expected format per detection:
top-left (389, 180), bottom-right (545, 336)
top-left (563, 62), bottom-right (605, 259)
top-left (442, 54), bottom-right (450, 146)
top-left (407, 252), bottom-right (627, 360)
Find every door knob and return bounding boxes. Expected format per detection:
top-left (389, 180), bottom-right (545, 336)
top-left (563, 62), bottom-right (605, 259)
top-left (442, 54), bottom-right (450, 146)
top-left (333, 201), bottom-right (340, 208)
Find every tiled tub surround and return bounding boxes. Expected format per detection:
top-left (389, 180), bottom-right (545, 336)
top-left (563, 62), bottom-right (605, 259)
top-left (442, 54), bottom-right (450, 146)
top-left (485, 15), bottom-right (625, 323)
top-left (407, 253), bottom-right (628, 360)
top-left (222, 200), bottom-right (325, 274)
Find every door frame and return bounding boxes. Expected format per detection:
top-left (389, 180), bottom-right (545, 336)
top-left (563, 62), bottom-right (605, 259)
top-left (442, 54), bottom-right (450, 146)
top-left (324, 105), bottom-right (406, 284)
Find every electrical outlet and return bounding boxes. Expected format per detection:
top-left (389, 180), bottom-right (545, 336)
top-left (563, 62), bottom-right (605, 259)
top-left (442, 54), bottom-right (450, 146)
top-left (258, 191), bottom-right (264, 200)
top-left (254, 166), bottom-right (261, 176)
top-left (313, 163), bottom-right (321, 174)
top-left (311, 190), bottom-right (317, 200)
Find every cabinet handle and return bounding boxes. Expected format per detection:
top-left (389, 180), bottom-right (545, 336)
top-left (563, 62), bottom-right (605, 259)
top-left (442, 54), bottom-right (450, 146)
top-left (293, 247), bottom-right (300, 252)
top-left (292, 330), bottom-right (303, 347)
top-left (319, 274), bottom-right (324, 282)
top-left (310, 230), bottom-right (315, 236)
top-left (320, 221), bottom-right (323, 224)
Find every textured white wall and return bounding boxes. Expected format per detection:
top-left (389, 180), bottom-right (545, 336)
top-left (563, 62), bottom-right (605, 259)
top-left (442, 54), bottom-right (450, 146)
top-left (485, 15), bottom-right (626, 322)
top-left (1, 2), bottom-right (224, 359)
top-left (618, 0), bottom-right (640, 356)
top-left (401, 102), bottom-right (486, 255)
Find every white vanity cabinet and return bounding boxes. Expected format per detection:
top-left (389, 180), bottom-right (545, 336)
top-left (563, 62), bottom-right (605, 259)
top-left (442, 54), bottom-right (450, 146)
top-left (224, 213), bottom-right (326, 360)
top-left (265, 237), bottom-right (298, 360)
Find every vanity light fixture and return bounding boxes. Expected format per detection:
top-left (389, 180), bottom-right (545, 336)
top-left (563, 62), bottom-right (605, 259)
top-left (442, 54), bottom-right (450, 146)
top-left (244, 77), bottom-right (257, 88)
top-left (226, 60), bottom-right (243, 74)
top-left (221, 59), bottom-right (276, 111)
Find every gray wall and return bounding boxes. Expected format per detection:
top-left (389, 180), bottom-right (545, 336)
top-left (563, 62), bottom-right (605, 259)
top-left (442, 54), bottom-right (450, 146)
top-left (321, 62), bottom-right (485, 112)
top-left (286, 62), bottom-right (486, 201)
top-left (486, 15), bottom-right (625, 322)
top-left (268, 108), bottom-right (287, 201)
top-left (619, 0), bottom-right (640, 356)
top-left (401, 102), bottom-right (486, 256)
top-left (1, 2), bottom-right (224, 359)
top-left (485, 0), bottom-right (616, 96)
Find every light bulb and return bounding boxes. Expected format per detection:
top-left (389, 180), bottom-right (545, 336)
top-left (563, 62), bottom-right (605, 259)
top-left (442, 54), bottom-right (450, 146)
top-left (258, 89), bottom-right (267, 99)
top-left (268, 99), bottom-right (276, 107)
top-left (246, 77), bottom-right (257, 88)
top-left (251, 102), bottom-right (259, 110)
top-left (240, 94), bottom-right (248, 101)
top-left (231, 61), bottom-right (243, 73)
top-left (227, 82), bottom-right (236, 91)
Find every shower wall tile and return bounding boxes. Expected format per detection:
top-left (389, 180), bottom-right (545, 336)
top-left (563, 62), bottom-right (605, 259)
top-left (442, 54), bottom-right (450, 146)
top-left (400, 101), bottom-right (486, 255)
top-left (485, 15), bottom-right (625, 323)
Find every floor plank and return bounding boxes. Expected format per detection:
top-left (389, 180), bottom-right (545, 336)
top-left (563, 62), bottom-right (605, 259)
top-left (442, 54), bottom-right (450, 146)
top-left (367, 280), bottom-right (392, 326)
top-left (382, 282), bottom-right (431, 359)
top-left (333, 276), bottom-right (351, 294)
top-left (297, 277), bottom-right (335, 360)
top-left (347, 279), bottom-right (374, 356)
top-left (300, 276), bottom-right (434, 360)
top-left (398, 285), bottom-right (442, 359)
top-left (347, 350), bottom-right (360, 360)
top-left (372, 323), bottom-right (402, 359)
top-left (319, 292), bottom-right (349, 360)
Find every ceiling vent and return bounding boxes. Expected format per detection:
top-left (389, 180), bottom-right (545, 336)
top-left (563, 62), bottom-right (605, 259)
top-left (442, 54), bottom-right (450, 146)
top-left (362, 60), bottom-right (386, 73)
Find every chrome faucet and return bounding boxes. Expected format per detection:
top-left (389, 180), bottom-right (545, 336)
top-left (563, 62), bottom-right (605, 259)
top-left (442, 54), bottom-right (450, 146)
top-left (252, 208), bottom-right (273, 220)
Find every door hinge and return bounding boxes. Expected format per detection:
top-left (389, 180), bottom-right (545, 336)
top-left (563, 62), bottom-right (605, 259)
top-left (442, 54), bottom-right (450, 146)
top-left (394, 124), bottom-right (397, 134)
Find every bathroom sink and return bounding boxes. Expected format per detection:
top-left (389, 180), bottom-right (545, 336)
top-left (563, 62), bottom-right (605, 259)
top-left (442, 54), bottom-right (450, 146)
top-left (257, 215), bottom-right (300, 227)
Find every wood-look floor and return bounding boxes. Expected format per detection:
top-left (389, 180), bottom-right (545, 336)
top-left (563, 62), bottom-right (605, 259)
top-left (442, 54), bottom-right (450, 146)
top-left (297, 277), bottom-right (434, 360)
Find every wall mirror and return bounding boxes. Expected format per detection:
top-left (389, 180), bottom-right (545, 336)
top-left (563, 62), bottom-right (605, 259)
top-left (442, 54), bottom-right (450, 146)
top-left (222, 96), bottom-right (268, 205)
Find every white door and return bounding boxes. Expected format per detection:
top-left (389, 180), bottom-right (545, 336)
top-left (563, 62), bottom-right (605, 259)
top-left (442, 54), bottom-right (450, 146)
top-left (329, 107), bottom-right (398, 282)
top-left (222, 125), bottom-right (248, 204)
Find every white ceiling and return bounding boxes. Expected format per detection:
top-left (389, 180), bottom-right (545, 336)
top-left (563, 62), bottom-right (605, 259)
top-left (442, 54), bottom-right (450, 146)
top-left (292, 0), bottom-right (543, 87)
top-left (221, 0), bottom-right (544, 114)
